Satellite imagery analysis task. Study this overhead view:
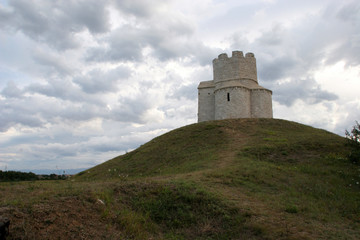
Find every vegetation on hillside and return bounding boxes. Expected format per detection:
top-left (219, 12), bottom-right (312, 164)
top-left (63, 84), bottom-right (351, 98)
top-left (1, 119), bottom-right (360, 239)
top-left (345, 121), bottom-right (360, 164)
top-left (77, 122), bottom-right (227, 179)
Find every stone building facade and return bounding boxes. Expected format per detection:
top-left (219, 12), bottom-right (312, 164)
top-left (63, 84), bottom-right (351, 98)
top-left (198, 51), bottom-right (273, 122)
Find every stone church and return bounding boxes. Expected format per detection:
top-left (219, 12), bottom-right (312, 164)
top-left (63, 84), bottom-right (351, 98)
top-left (198, 51), bottom-right (273, 122)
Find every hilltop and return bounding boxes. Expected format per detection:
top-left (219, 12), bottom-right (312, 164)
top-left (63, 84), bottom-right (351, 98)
top-left (78, 118), bottom-right (350, 180)
top-left (1, 119), bottom-right (359, 239)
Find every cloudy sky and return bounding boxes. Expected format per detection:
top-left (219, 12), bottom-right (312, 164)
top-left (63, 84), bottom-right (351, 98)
top-left (1, 0), bottom-right (359, 171)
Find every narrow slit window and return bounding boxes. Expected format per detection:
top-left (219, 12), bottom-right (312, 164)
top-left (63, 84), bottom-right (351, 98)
top-left (227, 93), bottom-right (230, 101)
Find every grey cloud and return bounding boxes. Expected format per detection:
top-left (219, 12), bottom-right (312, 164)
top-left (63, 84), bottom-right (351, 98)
top-left (323, 1), bottom-right (360, 67)
top-left (87, 24), bottom-right (216, 65)
top-left (0, 97), bottom-right (45, 131)
top-left (63, 0), bottom-right (110, 34)
top-left (273, 78), bottom-right (338, 106)
top-left (1, 81), bottom-right (23, 98)
top-left (7, 0), bottom-right (49, 35)
top-left (32, 49), bottom-right (74, 77)
top-left (0, 114), bottom-right (44, 132)
top-left (177, 83), bottom-right (197, 100)
top-left (31, 144), bottom-right (79, 158)
top-left (74, 66), bottom-right (132, 94)
top-left (161, 103), bottom-right (197, 121)
top-left (336, 1), bottom-right (360, 23)
top-left (111, 96), bottom-right (151, 123)
top-left (86, 9), bottom-right (217, 65)
top-left (58, 103), bottom-right (104, 122)
top-left (1, 131), bottom-right (85, 148)
top-left (150, 39), bottom-right (217, 65)
top-left (258, 55), bottom-right (297, 82)
top-left (2, 0), bottom-right (78, 49)
top-left (109, 83), bottom-right (166, 124)
top-left (113, 0), bottom-right (170, 18)
top-left (26, 78), bottom-right (94, 104)
top-left (85, 135), bottom-right (137, 153)
top-left (86, 25), bottom-right (145, 62)
top-left (325, 32), bottom-right (360, 67)
top-left (257, 24), bottom-right (284, 46)
top-left (231, 0), bottom-right (360, 88)
top-left (1, 0), bottom-right (110, 50)
top-left (92, 143), bottom-right (121, 153)
top-left (27, 81), bottom-right (77, 101)
top-left (169, 83), bottom-right (198, 101)
top-left (192, 45), bottom-right (222, 66)
top-left (0, 91), bottom-right (106, 132)
top-left (0, 4), bottom-right (13, 29)
top-left (0, 67), bottom-right (148, 133)
top-left (251, 28), bottom-right (324, 84)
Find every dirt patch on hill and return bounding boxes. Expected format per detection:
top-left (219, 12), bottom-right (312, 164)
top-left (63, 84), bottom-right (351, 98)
top-left (0, 196), bottom-right (123, 240)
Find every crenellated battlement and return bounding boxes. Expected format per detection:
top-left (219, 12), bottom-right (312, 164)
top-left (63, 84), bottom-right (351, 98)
top-left (213, 51), bottom-right (255, 62)
top-left (213, 51), bottom-right (257, 83)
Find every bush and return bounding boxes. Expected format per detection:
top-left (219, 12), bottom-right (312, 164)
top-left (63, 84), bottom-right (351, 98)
top-left (345, 121), bottom-right (360, 164)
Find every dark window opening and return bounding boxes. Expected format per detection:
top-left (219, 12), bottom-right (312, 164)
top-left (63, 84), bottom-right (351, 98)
top-left (227, 93), bottom-right (230, 101)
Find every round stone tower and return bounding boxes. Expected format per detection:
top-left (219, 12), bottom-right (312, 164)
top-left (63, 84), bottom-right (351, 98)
top-left (213, 51), bottom-right (258, 120)
top-left (198, 50), bottom-right (273, 122)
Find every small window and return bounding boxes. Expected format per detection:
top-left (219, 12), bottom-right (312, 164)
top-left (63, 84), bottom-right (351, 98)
top-left (227, 93), bottom-right (230, 101)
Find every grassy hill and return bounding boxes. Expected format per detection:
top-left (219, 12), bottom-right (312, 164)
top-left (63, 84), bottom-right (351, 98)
top-left (1, 119), bottom-right (360, 239)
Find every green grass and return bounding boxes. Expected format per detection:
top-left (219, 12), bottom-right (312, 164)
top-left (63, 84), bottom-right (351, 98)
top-left (77, 122), bottom-right (227, 180)
top-left (105, 181), bottom-right (257, 239)
top-left (2, 118), bottom-right (360, 239)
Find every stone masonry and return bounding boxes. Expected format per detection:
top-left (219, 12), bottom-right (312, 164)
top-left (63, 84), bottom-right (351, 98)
top-left (198, 51), bottom-right (273, 122)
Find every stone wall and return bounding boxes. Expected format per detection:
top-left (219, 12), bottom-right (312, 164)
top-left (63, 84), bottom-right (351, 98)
top-left (215, 87), bottom-right (251, 120)
top-left (198, 86), bottom-right (215, 122)
top-left (250, 89), bottom-right (273, 118)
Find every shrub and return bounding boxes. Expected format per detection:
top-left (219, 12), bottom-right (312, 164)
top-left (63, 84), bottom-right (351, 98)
top-left (345, 121), bottom-right (360, 164)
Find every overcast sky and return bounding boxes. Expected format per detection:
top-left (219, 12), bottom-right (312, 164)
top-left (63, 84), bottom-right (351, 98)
top-left (1, 0), bottom-right (359, 171)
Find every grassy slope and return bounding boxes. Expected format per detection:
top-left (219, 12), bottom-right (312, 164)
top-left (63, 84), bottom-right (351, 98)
top-left (2, 119), bottom-right (360, 239)
top-left (76, 118), bottom-right (360, 239)
top-left (78, 121), bottom-right (227, 179)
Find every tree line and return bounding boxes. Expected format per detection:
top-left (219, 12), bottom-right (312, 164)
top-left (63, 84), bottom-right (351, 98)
top-left (0, 170), bottom-right (67, 182)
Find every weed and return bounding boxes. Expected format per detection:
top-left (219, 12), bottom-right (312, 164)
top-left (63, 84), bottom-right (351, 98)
top-left (118, 181), bottom-right (248, 239)
top-left (285, 205), bottom-right (298, 214)
top-left (97, 189), bottom-right (114, 205)
top-left (114, 208), bottom-right (156, 239)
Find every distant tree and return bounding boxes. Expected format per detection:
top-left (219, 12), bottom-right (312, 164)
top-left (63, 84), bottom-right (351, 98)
top-left (49, 174), bottom-right (58, 180)
top-left (345, 121), bottom-right (360, 164)
top-left (0, 170), bottom-right (37, 182)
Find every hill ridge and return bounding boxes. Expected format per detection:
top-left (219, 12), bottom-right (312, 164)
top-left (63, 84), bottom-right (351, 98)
top-left (77, 118), bottom-right (343, 180)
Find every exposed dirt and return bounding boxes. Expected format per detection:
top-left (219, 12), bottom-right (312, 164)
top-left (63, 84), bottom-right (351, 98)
top-left (0, 196), bottom-right (124, 240)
